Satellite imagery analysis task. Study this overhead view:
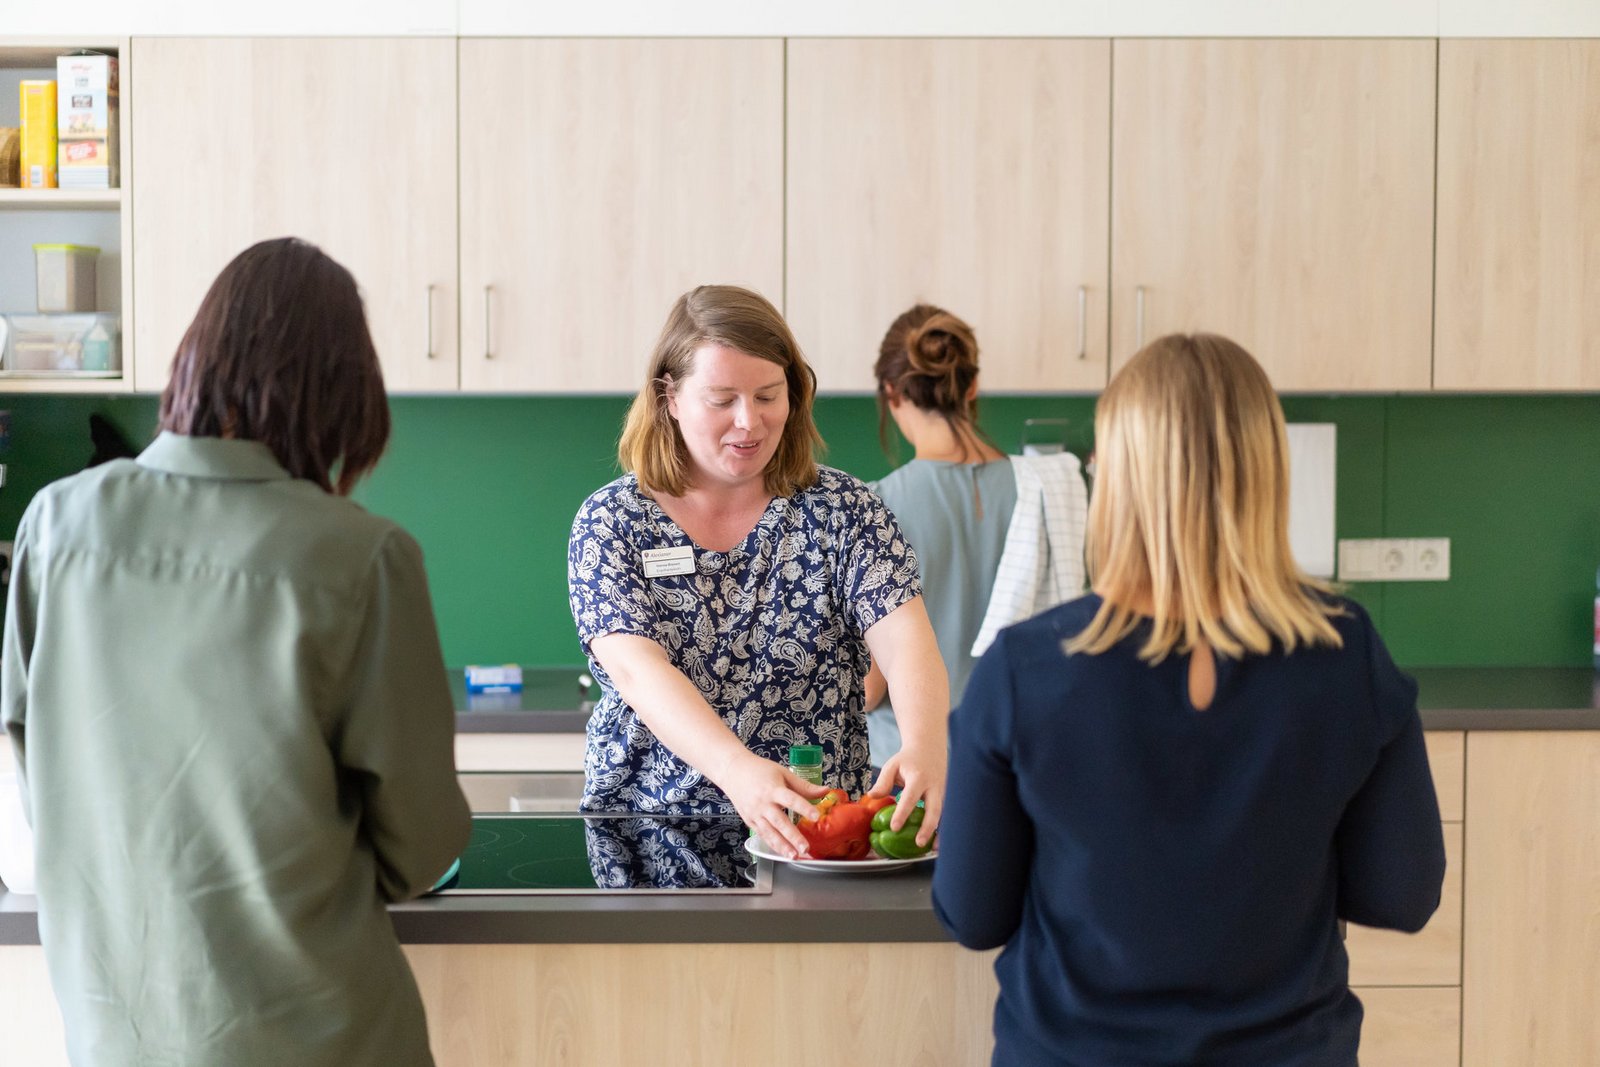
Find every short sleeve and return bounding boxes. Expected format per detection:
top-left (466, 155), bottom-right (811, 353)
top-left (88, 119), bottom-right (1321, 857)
top-left (568, 485), bottom-right (659, 655)
top-left (834, 477), bottom-right (922, 633)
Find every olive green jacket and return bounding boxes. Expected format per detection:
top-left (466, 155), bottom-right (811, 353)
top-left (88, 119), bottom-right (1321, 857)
top-left (2, 433), bottom-right (470, 1067)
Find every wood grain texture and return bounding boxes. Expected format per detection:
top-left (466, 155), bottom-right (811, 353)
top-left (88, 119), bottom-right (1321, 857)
top-left (1354, 985), bottom-right (1462, 1067)
top-left (786, 38), bottom-right (1112, 393)
top-left (1463, 731), bottom-right (1600, 1066)
top-left (130, 37), bottom-right (459, 393)
top-left (1346, 822), bottom-right (1462, 985)
top-left (457, 39), bottom-right (784, 393)
top-left (1110, 39), bottom-right (1435, 390)
top-left (1435, 39), bottom-right (1600, 390)
top-left (404, 942), bottom-right (999, 1066)
top-left (1425, 730), bottom-right (1465, 823)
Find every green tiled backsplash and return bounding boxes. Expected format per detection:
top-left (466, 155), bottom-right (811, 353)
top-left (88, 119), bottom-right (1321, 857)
top-left (1, 393), bottom-right (1595, 669)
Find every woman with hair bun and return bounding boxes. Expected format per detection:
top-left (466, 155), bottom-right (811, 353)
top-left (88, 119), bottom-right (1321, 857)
top-left (866, 304), bottom-right (1086, 767)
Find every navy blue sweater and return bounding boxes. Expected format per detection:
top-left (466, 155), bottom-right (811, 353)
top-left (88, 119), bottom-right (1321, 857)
top-left (932, 595), bottom-right (1446, 1067)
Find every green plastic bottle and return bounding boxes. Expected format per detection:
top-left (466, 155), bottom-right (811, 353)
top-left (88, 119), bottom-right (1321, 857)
top-left (787, 745), bottom-right (824, 787)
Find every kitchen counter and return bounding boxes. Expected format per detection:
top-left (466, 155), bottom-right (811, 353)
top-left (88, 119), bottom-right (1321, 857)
top-left (0, 860), bottom-right (943, 946)
top-left (466, 666), bottom-right (1600, 733)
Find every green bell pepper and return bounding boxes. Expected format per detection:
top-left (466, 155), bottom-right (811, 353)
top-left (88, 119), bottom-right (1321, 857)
top-left (869, 802), bottom-right (933, 859)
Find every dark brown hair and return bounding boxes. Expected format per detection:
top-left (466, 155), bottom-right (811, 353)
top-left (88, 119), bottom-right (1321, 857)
top-left (873, 304), bottom-right (988, 457)
top-left (620, 285), bottom-right (822, 498)
top-left (158, 237), bottom-right (391, 495)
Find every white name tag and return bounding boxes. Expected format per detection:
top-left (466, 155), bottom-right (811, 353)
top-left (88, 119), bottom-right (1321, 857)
top-left (642, 544), bottom-right (696, 578)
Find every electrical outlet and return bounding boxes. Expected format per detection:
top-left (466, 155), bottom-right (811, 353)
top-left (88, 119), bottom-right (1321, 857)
top-left (1337, 538), bottom-right (1450, 582)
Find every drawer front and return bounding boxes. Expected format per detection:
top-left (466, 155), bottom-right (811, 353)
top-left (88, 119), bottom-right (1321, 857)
top-left (1425, 731), bottom-right (1465, 822)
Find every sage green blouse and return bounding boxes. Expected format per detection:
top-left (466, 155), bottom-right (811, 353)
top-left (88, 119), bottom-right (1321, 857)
top-left (2, 433), bottom-right (470, 1067)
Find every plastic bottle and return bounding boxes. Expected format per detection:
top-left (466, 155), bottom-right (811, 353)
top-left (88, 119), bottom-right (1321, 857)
top-left (787, 745), bottom-right (824, 787)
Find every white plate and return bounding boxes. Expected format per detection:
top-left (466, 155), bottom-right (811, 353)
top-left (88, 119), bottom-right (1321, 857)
top-left (745, 832), bottom-right (937, 874)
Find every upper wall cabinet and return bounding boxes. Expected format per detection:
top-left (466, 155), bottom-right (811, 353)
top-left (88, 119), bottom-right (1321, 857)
top-left (131, 38), bottom-right (459, 393)
top-left (787, 39), bottom-right (1112, 394)
top-left (1435, 40), bottom-right (1600, 391)
top-left (457, 39), bottom-right (784, 392)
top-left (1110, 40), bottom-right (1436, 391)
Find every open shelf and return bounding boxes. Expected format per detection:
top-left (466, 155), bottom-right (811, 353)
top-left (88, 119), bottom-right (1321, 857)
top-left (0, 189), bottom-right (120, 209)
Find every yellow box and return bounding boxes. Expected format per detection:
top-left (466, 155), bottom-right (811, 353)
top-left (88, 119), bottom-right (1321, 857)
top-left (18, 80), bottom-right (57, 189)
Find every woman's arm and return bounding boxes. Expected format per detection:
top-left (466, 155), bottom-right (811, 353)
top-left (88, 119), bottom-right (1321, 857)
top-left (863, 597), bottom-right (948, 844)
top-left (863, 661), bottom-right (888, 712)
top-left (931, 630), bottom-right (1032, 949)
top-left (590, 633), bottom-right (829, 858)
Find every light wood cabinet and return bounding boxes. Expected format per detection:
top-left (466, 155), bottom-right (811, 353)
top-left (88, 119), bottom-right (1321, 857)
top-left (1110, 39), bottom-right (1436, 391)
top-left (457, 38), bottom-right (784, 393)
top-left (786, 39), bottom-right (1111, 394)
top-left (1463, 731), bottom-right (1600, 1066)
top-left (1435, 39), bottom-right (1600, 390)
top-left (130, 37), bottom-right (459, 394)
top-left (1354, 986), bottom-right (1462, 1067)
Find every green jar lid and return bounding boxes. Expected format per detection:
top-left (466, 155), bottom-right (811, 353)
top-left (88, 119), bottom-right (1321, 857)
top-left (33, 244), bottom-right (101, 255)
top-left (787, 744), bottom-right (823, 767)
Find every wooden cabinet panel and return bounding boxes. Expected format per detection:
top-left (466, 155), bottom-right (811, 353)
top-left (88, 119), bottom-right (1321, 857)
top-left (1111, 39), bottom-right (1435, 391)
top-left (457, 39), bottom-right (783, 393)
top-left (1347, 823), bottom-right (1462, 985)
top-left (1435, 40), bottom-right (1600, 389)
top-left (1463, 732), bottom-right (1600, 1066)
top-left (454, 733), bottom-right (584, 773)
top-left (0, 946), bottom-right (68, 1067)
top-left (406, 942), bottom-right (999, 1066)
top-left (1354, 986), bottom-right (1461, 1067)
top-left (787, 39), bottom-right (1111, 393)
top-left (130, 38), bottom-right (459, 394)
top-left (1425, 730), bottom-right (1465, 823)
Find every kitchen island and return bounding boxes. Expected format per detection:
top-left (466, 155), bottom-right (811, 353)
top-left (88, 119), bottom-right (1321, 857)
top-left (3, 667), bottom-right (1597, 1065)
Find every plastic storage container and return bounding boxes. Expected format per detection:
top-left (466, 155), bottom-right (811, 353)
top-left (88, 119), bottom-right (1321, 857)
top-left (34, 243), bottom-right (99, 312)
top-left (0, 313), bottom-right (121, 375)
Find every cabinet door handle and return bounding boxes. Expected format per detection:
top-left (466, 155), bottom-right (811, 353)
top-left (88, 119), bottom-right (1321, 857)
top-left (1077, 285), bottom-right (1088, 361)
top-left (425, 284), bottom-right (436, 360)
top-left (484, 285), bottom-right (494, 360)
top-left (1135, 285), bottom-right (1147, 350)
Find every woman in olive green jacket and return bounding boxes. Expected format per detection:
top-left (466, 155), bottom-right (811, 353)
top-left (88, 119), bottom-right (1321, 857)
top-left (2, 238), bottom-right (470, 1066)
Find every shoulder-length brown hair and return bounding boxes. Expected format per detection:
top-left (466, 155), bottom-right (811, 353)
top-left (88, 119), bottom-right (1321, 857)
top-left (1067, 333), bottom-right (1342, 662)
top-left (619, 285), bottom-right (822, 498)
top-left (158, 237), bottom-right (390, 495)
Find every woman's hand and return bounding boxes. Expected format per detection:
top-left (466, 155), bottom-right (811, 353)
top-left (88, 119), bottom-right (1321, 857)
top-left (714, 750), bottom-right (833, 859)
top-left (868, 741), bottom-right (946, 847)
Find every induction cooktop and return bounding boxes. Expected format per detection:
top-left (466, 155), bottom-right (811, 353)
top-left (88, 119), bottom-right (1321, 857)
top-left (432, 813), bottom-right (773, 895)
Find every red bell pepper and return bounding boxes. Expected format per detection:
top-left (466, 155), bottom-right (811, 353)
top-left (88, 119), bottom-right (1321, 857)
top-left (795, 789), bottom-right (880, 860)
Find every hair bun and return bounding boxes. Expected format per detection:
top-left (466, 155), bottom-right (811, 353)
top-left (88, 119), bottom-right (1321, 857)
top-left (905, 315), bottom-right (971, 382)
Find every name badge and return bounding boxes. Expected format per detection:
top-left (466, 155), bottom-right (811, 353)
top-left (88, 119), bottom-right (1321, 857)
top-left (642, 544), bottom-right (696, 578)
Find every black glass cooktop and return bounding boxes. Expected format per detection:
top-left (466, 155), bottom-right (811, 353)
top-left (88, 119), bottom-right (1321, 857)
top-left (433, 813), bottom-right (772, 895)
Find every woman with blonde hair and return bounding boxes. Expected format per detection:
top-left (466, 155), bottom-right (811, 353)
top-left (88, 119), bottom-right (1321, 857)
top-left (931, 334), bottom-right (1446, 1066)
top-left (568, 285), bottom-right (947, 867)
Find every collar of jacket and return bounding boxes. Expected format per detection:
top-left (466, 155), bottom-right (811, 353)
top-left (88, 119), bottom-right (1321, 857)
top-left (136, 431), bottom-right (293, 482)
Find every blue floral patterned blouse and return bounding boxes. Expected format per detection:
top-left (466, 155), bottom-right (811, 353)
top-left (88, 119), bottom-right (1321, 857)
top-left (568, 466), bottom-right (921, 814)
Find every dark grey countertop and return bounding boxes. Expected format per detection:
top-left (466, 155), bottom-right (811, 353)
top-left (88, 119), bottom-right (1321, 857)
top-left (1, 861), bottom-right (945, 947)
top-left (465, 666), bottom-right (1600, 734)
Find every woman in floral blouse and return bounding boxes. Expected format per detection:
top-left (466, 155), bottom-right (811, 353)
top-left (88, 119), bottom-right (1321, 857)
top-left (569, 285), bottom-right (947, 859)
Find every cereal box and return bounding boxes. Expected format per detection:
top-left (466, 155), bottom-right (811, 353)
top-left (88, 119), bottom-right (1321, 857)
top-left (18, 80), bottom-right (57, 189)
top-left (56, 53), bottom-right (118, 190)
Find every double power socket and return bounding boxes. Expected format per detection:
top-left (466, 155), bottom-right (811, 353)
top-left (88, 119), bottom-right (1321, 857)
top-left (1337, 538), bottom-right (1451, 582)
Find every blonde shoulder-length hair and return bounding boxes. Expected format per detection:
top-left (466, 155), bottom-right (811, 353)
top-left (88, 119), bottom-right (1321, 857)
top-left (1067, 333), bottom-right (1343, 663)
top-left (619, 285), bottom-right (822, 498)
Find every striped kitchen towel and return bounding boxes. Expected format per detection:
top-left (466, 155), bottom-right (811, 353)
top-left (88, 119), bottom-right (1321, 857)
top-left (971, 451), bottom-right (1089, 656)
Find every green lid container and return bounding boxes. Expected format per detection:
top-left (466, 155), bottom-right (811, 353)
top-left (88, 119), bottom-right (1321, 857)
top-left (787, 745), bottom-right (823, 767)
